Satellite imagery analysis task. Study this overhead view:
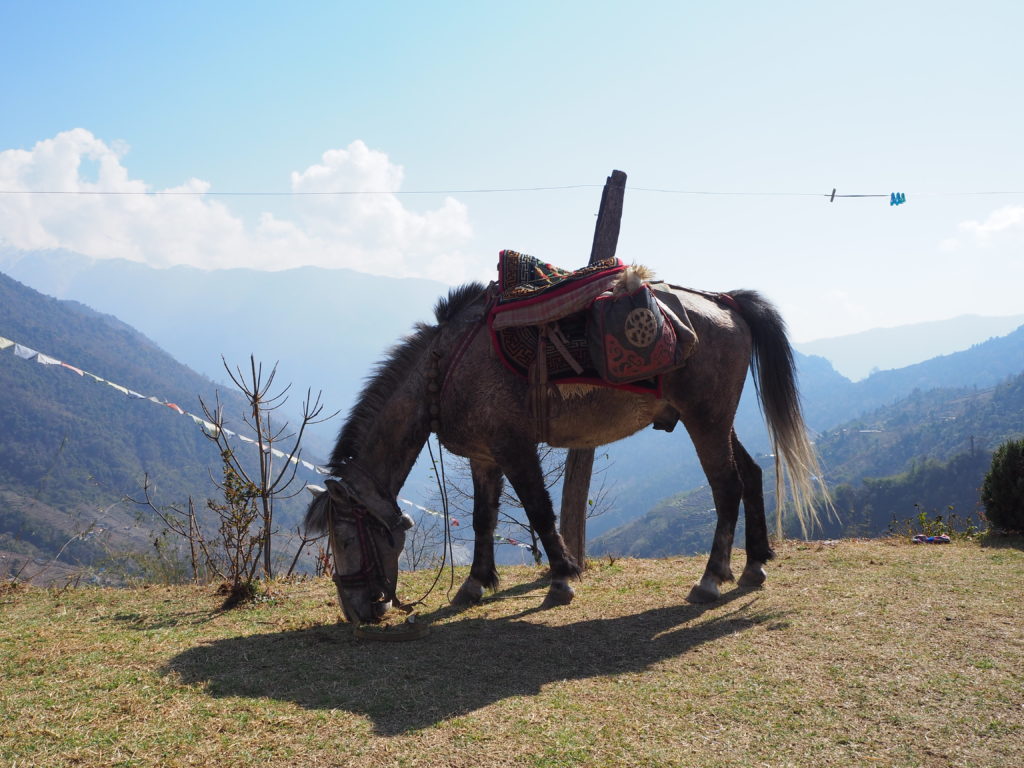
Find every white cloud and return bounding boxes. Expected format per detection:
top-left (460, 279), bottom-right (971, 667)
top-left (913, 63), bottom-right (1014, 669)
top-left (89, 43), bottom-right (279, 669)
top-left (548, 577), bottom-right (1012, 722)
top-left (0, 130), bottom-right (473, 280)
top-left (958, 205), bottom-right (1024, 242)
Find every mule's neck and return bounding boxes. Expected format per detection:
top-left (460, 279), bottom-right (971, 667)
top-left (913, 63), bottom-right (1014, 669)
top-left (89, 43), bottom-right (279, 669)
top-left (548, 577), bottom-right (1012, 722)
top-left (343, 352), bottom-right (435, 499)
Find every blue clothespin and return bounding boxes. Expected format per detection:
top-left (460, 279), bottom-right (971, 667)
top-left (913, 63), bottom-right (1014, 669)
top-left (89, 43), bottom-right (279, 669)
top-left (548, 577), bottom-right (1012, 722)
top-left (890, 192), bottom-right (906, 206)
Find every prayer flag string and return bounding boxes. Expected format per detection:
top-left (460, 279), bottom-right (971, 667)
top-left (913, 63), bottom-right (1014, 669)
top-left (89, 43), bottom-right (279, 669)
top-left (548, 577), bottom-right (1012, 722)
top-left (0, 332), bottom-right (533, 548)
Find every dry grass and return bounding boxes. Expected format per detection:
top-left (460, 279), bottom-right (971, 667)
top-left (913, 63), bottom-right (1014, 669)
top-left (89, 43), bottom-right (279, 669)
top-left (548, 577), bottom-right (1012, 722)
top-left (2, 538), bottom-right (1022, 767)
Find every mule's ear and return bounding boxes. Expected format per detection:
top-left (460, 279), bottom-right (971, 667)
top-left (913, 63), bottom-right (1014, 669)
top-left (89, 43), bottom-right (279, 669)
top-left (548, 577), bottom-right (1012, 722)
top-left (306, 484), bottom-right (326, 498)
top-left (399, 513), bottom-right (415, 531)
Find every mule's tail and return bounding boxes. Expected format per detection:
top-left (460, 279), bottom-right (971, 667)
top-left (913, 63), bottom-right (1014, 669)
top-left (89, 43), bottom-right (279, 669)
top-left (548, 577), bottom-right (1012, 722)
top-left (729, 290), bottom-right (832, 537)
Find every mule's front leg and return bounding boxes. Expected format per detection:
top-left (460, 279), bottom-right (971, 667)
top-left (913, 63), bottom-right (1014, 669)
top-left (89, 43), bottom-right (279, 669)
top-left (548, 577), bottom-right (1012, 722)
top-left (452, 459), bottom-right (503, 607)
top-left (493, 439), bottom-right (581, 608)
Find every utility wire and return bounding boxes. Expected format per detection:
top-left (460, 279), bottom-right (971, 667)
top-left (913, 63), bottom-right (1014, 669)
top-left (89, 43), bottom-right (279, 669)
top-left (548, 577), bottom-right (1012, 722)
top-left (1, 186), bottom-right (1021, 198)
top-left (0, 185), bottom-right (600, 196)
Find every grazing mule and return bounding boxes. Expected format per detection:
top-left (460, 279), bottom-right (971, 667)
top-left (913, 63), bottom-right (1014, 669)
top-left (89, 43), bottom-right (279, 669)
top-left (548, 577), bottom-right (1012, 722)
top-left (306, 280), bottom-right (826, 624)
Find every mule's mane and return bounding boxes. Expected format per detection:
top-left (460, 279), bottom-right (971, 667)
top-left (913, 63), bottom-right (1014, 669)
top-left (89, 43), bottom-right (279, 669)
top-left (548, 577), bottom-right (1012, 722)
top-left (330, 282), bottom-right (487, 469)
top-left (434, 281), bottom-right (486, 323)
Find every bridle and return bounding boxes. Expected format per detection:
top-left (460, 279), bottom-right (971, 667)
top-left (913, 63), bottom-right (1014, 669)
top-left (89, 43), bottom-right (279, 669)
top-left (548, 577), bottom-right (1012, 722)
top-left (322, 472), bottom-right (412, 613)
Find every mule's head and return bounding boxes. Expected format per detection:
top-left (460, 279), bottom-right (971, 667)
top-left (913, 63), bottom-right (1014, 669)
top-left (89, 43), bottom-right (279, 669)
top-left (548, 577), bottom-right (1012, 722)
top-left (305, 475), bottom-right (414, 624)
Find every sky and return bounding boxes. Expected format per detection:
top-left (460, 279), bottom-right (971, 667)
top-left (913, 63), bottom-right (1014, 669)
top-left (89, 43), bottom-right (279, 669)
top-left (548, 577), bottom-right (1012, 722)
top-left (1, 0), bottom-right (1022, 342)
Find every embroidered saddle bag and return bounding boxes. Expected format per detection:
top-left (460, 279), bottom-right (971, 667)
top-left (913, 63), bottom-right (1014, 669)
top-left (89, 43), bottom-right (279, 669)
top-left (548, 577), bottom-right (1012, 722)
top-left (587, 283), bottom-right (694, 385)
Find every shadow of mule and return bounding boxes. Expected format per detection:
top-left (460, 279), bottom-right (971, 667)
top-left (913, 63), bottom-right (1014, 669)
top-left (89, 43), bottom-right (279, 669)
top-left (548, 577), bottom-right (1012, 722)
top-left (166, 588), bottom-right (784, 736)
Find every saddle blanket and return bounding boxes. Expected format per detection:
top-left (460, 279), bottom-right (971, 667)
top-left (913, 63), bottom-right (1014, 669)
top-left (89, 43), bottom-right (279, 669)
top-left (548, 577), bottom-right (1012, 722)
top-left (488, 251), bottom-right (697, 393)
top-left (491, 250), bottom-right (625, 330)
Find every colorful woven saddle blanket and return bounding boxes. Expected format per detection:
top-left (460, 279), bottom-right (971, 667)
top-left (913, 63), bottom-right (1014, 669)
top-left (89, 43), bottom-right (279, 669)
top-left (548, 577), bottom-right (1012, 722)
top-left (488, 251), bottom-right (697, 392)
top-left (491, 250), bottom-right (626, 330)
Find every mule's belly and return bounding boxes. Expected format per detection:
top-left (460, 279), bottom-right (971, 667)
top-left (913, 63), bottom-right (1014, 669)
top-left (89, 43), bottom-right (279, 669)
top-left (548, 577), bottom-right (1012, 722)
top-left (544, 387), bottom-right (662, 448)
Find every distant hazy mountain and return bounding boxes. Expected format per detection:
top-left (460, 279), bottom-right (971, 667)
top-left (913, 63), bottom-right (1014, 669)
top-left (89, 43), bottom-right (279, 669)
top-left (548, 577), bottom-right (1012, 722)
top-left (796, 315), bottom-right (1024, 381)
top-left (0, 248), bottom-right (448, 448)
top-left (805, 326), bottom-right (1024, 433)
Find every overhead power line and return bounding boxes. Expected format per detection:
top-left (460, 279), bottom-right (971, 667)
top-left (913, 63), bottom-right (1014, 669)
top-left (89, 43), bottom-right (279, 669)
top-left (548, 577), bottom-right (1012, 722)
top-left (0, 186), bottom-right (1021, 199)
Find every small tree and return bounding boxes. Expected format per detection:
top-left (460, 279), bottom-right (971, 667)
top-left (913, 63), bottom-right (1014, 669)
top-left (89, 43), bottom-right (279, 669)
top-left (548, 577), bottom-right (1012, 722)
top-left (129, 359), bottom-right (333, 596)
top-left (981, 438), bottom-right (1024, 533)
top-left (208, 448), bottom-right (264, 596)
top-left (200, 356), bottom-right (335, 580)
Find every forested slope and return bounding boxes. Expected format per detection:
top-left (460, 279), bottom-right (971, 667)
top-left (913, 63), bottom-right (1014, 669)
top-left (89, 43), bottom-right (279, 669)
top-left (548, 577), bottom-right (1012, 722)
top-left (592, 372), bottom-right (1024, 556)
top-left (0, 272), bottom-right (315, 579)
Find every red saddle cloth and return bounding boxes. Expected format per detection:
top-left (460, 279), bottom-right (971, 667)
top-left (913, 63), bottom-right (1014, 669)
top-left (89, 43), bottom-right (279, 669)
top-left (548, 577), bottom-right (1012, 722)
top-left (488, 250), bottom-right (690, 394)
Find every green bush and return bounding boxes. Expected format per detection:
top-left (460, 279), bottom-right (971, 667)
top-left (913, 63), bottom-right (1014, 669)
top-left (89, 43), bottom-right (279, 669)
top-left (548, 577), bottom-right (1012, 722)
top-left (981, 438), bottom-right (1024, 533)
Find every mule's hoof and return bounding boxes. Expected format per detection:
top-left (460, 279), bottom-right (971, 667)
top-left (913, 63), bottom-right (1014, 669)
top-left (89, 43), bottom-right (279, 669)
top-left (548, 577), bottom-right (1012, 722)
top-left (451, 579), bottom-right (484, 607)
top-left (737, 563), bottom-right (767, 588)
top-left (686, 578), bottom-right (721, 604)
top-left (541, 581), bottom-right (575, 609)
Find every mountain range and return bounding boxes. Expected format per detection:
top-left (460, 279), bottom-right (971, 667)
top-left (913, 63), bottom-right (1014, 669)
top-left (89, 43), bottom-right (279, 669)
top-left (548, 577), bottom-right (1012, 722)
top-left (2, 247), bottom-right (1023, 575)
top-left (591, 372), bottom-right (1024, 558)
top-left (794, 314), bottom-right (1024, 381)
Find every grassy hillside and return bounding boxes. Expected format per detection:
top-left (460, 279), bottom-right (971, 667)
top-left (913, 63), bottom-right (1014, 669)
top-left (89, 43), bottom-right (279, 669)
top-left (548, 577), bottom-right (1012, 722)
top-left (2, 539), bottom-right (1022, 767)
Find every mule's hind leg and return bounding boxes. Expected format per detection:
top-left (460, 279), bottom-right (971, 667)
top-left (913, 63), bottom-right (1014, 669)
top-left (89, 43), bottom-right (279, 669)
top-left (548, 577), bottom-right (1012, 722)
top-left (680, 420), bottom-right (744, 604)
top-left (452, 459), bottom-right (503, 606)
top-left (491, 437), bottom-right (580, 608)
top-left (732, 434), bottom-right (775, 588)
